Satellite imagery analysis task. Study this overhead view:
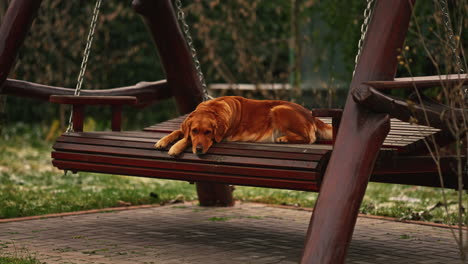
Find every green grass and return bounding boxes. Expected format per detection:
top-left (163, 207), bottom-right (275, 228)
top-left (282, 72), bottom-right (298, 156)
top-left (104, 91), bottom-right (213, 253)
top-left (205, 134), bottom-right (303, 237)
top-left (0, 123), bottom-right (466, 225)
top-left (0, 242), bottom-right (42, 264)
top-left (0, 123), bottom-right (197, 218)
top-left (0, 256), bottom-right (42, 264)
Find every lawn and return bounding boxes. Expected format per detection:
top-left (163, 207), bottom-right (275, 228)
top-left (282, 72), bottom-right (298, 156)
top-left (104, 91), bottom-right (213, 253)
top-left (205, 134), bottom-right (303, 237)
top-left (0, 256), bottom-right (41, 264)
top-left (0, 123), bottom-right (465, 225)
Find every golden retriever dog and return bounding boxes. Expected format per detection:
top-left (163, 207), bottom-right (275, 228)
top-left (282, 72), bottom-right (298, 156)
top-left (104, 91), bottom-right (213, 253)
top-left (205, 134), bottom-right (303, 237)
top-left (155, 96), bottom-right (332, 156)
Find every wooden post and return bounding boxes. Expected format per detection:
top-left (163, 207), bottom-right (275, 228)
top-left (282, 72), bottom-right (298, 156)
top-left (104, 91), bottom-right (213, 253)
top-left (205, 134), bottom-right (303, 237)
top-left (331, 116), bottom-right (341, 146)
top-left (132, 0), bottom-right (234, 206)
top-left (0, 0), bottom-right (42, 89)
top-left (72, 105), bottom-right (84, 132)
top-left (111, 105), bottom-right (122, 131)
top-left (301, 1), bottom-right (415, 263)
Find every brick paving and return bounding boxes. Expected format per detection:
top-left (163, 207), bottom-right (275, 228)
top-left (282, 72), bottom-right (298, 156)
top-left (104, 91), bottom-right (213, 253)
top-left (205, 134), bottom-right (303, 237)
top-left (0, 202), bottom-right (465, 264)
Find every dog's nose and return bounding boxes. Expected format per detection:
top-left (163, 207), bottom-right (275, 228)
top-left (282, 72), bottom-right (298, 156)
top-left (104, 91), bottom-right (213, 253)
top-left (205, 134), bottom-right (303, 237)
top-left (195, 145), bottom-right (203, 154)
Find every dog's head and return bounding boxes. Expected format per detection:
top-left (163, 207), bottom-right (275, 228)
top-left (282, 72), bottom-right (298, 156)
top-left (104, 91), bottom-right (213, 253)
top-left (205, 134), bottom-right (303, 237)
top-left (182, 111), bottom-right (227, 154)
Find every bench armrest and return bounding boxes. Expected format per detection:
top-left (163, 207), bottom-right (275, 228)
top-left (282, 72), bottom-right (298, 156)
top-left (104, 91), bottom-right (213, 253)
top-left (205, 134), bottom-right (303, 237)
top-left (49, 95), bottom-right (138, 132)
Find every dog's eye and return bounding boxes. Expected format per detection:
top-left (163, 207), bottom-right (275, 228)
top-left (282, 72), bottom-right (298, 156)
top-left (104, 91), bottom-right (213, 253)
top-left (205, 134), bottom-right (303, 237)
top-left (204, 130), bottom-right (211, 135)
top-left (192, 129), bottom-right (199, 134)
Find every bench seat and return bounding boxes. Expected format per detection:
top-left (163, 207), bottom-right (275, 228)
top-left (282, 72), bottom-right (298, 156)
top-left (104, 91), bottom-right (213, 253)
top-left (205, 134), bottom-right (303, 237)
top-left (52, 115), bottom-right (465, 191)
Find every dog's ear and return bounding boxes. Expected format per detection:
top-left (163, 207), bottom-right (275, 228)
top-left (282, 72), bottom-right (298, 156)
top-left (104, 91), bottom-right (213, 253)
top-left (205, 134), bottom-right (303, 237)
top-left (181, 116), bottom-right (192, 139)
top-left (213, 116), bottom-right (227, 143)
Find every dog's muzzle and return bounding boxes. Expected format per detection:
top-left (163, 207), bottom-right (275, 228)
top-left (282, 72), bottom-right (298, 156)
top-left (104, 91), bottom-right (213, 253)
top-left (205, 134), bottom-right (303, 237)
top-left (195, 145), bottom-right (204, 154)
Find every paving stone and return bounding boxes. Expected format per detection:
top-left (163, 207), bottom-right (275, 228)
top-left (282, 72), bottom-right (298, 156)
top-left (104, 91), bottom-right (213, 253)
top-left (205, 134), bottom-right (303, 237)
top-left (0, 202), bottom-right (465, 264)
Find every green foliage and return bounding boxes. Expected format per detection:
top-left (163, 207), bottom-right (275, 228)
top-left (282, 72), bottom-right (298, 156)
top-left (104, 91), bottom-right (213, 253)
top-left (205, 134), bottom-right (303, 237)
top-left (5, 0), bottom-right (165, 125)
top-left (3, 0), bottom-right (460, 123)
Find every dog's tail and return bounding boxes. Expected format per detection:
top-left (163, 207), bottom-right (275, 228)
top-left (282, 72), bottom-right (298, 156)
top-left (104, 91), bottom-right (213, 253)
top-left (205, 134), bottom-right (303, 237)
top-left (314, 118), bottom-right (333, 140)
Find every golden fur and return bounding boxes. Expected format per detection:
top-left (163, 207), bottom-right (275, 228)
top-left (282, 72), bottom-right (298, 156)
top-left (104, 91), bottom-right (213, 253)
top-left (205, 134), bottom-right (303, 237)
top-left (155, 96), bottom-right (332, 156)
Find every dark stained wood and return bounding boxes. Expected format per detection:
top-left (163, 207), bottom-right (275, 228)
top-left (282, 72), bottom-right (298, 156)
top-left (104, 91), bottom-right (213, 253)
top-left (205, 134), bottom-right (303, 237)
top-left (50, 127), bottom-right (465, 195)
top-left (56, 136), bottom-right (326, 161)
top-left (301, 1), bottom-right (415, 263)
top-left (371, 156), bottom-right (467, 190)
top-left (49, 95), bottom-right (138, 132)
top-left (51, 124), bottom-right (327, 196)
top-left (312, 109), bottom-right (343, 119)
top-left (72, 105), bottom-right (84, 132)
top-left (196, 183), bottom-right (235, 206)
top-left (312, 109), bottom-right (343, 145)
top-left (0, 0), bottom-right (42, 89)
top-left (373, 155), bottom-right (461, 175)
top-left (352, 86), bottom-right (468, 155)
top-left (132, 0), bottom-right (204, 113)
top-left (133, 0), bottom-right (234, 205)
top-left (364, 74), bottom-right (468, 90)
top-left (49, 95), bottom-right (138, 105)
top-left (352, 85), bottom-right (466, 133)
top-left (111, 105), bottom-right (122, 132)
top-left (2, 79), bottom-right (171, 106)
top-left (51, 126), bottom-right (465, 188)
top-left (53, 142), bottom-right (318, 170)
top-left (52, 151), bottom-right (318, 181)
top-left (52, 160), bottom-right (319, 191)
top-left (59, 131), bottom-right (332, 156)
top-left (51, 129), bottom-right (326, 192)
top-left (144, 115), bottom-right (444, 154)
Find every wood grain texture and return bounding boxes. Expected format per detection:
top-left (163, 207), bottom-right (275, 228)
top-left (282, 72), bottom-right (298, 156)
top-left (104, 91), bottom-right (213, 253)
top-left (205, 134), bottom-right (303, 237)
top-left (52, 160), bottom-right (319, 191)
top-left (132, 0), bottom-right (204, 113)
top-left (0, 0), bottom-right (42, 89)
top-left (132, 0), bottom-right (233, 205)
top-left (2, 79), bottom-right (171, 105)
top-left (49, 95), bottom-right (138, 105)
top-left (352, 85), bottom-right (466, 132)
top-left (301, 1), bottom-right (415, 263)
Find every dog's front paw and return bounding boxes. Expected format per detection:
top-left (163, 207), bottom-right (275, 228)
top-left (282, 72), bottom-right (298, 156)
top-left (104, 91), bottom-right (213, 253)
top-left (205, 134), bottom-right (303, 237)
top-left (168, 146), bottom-right (183, 157)
top-left (167, 138), bottom-right (189, 157)
top-left (154, 139), bottom-right (169, 149)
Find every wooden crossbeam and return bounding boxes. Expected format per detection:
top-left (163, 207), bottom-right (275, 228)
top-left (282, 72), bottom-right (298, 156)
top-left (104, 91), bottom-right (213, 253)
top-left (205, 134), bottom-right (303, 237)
top-left (2, 78), bottom-right (171, 106)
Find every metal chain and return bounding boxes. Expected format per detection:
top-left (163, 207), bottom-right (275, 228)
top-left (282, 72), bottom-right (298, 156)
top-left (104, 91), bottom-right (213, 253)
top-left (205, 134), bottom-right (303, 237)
top-left (353, 0), bottom-right (375, 77)
top-left (174, 0), bottom-right (211, 101)
top-left (437, 0), bottom-right (464, 74)
top-left (66, 0), bottom-right (102, 133)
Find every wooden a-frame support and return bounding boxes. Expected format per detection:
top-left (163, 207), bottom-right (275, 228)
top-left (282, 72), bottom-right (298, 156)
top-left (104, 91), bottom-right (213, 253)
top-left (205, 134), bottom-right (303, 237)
top-left (0, 0), bottom-right (234, 206)
top-left (132, 0), bottom-right (234, 206)
top-left (301, 1), bottom-right (415, 263)
top-left (0, 0), bottom-right (416, 262)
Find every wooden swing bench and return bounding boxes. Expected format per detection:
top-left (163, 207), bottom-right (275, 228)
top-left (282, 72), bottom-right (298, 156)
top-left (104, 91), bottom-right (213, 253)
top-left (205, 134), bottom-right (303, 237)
top-left (48, 94), bottom-right (464, 192)
top-left (1, 0), bottom-right (466, 263)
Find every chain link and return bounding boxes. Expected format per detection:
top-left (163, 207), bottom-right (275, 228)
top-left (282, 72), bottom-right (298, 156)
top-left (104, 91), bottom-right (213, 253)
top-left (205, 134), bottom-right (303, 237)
top-left (66, 0), bottom-right (102, 133)
top-left (437, 0), bottom-right (464, 74)
top-left (174, 0), bottom-right (211, 101)
top-left (353, 0), bottom-right (375, 77)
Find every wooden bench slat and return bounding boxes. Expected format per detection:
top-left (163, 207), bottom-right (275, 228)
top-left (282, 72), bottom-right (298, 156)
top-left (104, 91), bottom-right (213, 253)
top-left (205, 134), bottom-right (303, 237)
top-left (53, 142), bottom-right (319, 170)
top-left (55, 136), bottom-right (326, 161)
top-left (143, 116), bottom-right (439, 154)
top-left (388, 130), bottom-right (436, 136)
top-left (52, 151), bottom-right (318, 181)
top-left (61, 132), bottom-right (332, 154)
top-left (52, 160), bottom-right (319, 191)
